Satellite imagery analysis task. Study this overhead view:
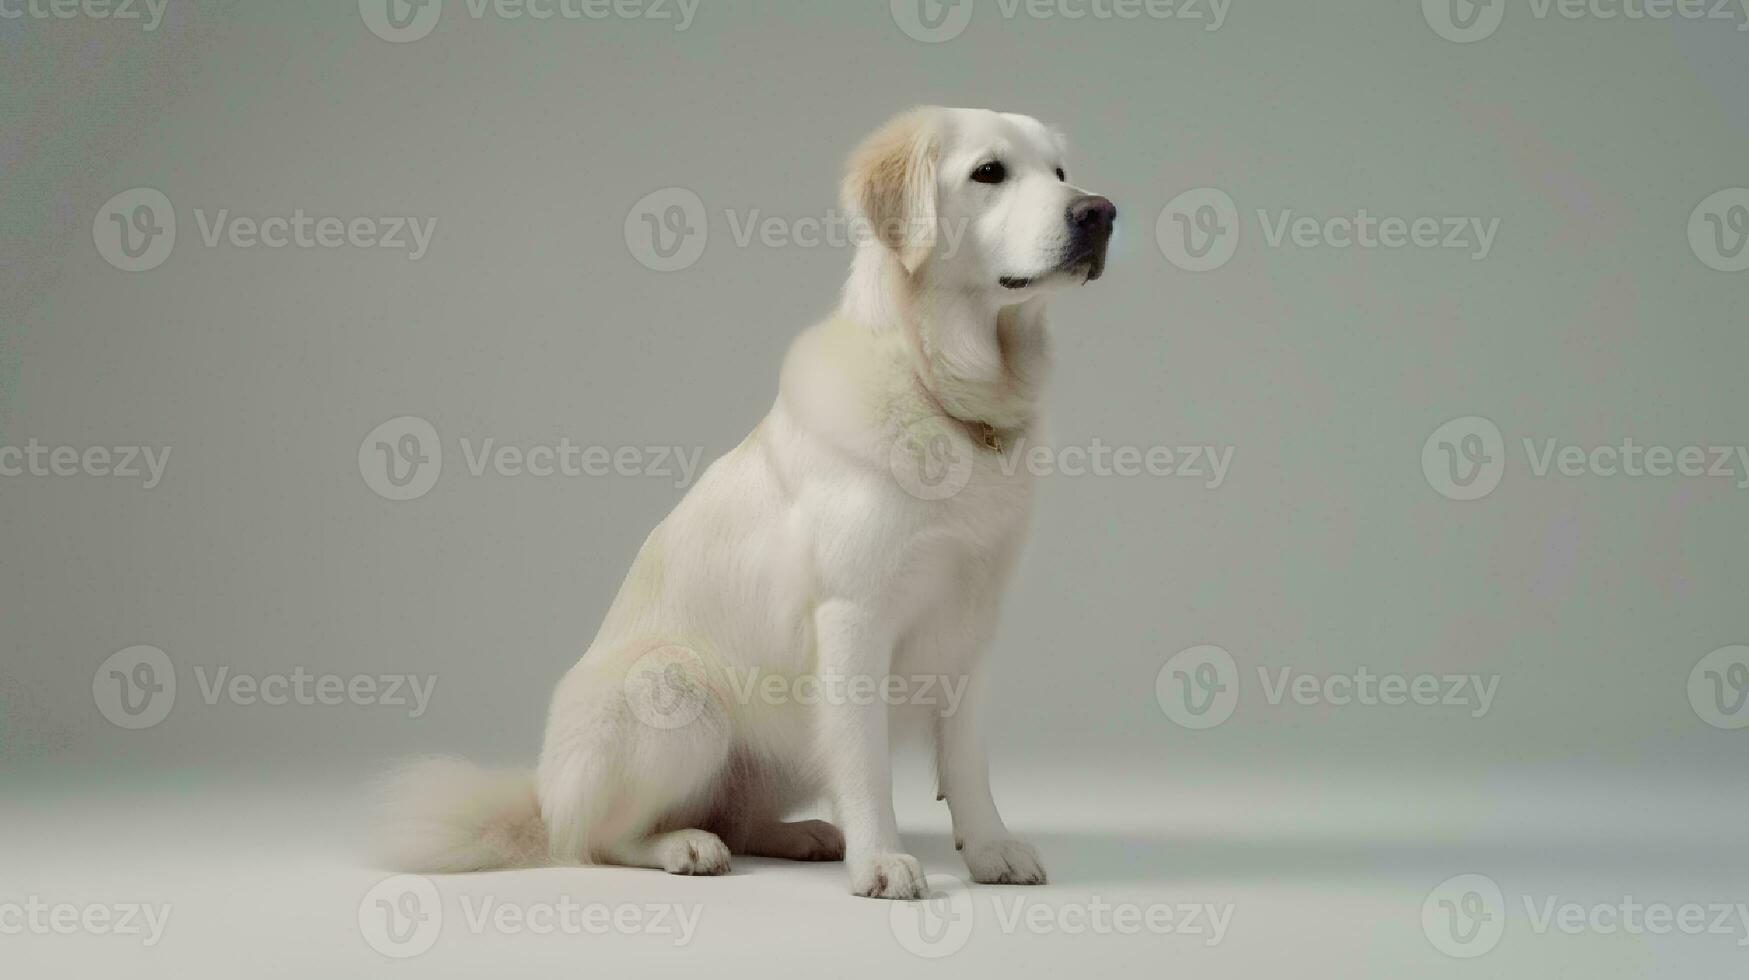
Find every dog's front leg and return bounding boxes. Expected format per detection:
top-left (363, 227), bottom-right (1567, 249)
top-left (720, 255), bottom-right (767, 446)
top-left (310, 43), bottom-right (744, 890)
top-left (938, 670), bottom-right (1048, 885)
top-left (815, 599), bottom-right (927, 900)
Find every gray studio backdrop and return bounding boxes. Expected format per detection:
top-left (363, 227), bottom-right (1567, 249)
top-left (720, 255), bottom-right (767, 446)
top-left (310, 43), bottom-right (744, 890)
top-left (2, 0), bottom-right (1746, 792)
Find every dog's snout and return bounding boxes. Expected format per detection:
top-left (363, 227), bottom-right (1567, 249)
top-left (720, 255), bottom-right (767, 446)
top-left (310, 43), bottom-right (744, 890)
top-left (1068, 195), bottom-right (1117, 235)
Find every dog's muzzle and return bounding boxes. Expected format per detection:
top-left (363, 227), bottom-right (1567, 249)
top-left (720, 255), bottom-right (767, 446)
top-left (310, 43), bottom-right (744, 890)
top-left (1000, 195), bottom-right (1118, 289)
top-left (1065, 194), bottom-right (1116, 282)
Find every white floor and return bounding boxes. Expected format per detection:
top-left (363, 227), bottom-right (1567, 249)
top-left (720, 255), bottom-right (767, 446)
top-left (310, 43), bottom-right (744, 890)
top-left (5, 763), bottom-right (1746, 978)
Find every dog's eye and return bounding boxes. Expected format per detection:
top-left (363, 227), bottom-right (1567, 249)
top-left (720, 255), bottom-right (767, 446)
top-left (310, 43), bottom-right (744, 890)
top-left (1055, 168), bottom-right (1066, 181)
top-left (970, 161), bottom-right (1007, 184)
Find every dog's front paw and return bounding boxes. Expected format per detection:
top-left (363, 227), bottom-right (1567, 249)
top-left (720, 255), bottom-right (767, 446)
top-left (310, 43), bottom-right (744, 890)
top-left (963, 838), bottom-right (1047, 885)
top-left (849, 853), bottom-right (928, 900)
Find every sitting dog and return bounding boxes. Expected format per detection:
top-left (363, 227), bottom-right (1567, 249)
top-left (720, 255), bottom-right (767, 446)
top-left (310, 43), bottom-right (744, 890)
top-left (378, 106), bottom-right (1116, 899)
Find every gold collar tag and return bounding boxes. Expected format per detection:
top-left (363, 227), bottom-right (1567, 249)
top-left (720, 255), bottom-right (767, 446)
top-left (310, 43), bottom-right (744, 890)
top-left (975, 422), bottom-right (1004, 454)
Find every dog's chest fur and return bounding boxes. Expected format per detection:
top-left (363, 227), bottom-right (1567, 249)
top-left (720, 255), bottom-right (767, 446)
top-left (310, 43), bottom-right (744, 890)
top-left (769, 315), bottom-right (1038, 628)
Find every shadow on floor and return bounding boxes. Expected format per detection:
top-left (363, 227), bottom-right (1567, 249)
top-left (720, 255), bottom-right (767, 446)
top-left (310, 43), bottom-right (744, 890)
top-left (904, 829), bottom-right (1749, 886)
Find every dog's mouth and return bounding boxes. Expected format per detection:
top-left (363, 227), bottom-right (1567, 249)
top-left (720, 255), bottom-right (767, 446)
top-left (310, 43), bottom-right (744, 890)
top-left (999, 239), bottom-right (1109, 290)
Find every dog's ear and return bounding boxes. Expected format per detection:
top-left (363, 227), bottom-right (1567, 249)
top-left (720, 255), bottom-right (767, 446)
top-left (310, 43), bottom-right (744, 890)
top-left (843, 107), bottom-right (940, 275)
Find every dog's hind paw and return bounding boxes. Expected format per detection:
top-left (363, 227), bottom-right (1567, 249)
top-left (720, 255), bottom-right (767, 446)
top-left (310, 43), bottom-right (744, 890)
top-left (742, 819), bottom-right (845, 861)
top-left (659, 830), bottom-right (732, 876)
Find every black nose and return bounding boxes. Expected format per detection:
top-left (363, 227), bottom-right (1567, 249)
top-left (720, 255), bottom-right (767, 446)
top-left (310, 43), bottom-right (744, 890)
top-left (1067, 195), bottom-right (1117, 234)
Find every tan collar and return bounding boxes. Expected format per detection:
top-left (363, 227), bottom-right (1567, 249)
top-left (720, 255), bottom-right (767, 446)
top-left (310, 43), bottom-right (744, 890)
top-left (912, 375), bottom-right (1023, 455)
top-left (900, 306), bottom-right (1029, 455)
top-left (966, 418), bottom-right (1008, 454)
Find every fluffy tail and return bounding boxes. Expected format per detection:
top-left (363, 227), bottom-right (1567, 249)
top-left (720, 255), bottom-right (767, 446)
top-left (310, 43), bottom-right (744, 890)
top-left (371, 756), bottom-right (548, 872)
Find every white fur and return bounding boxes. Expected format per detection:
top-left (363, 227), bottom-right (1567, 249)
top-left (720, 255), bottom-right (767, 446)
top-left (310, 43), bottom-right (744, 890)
top-left (376, 107), bottom-right (1110, 899)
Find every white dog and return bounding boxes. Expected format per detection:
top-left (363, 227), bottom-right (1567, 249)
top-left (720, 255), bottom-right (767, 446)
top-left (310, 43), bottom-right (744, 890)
top-left (377, 106), bottom-right (1115, 899)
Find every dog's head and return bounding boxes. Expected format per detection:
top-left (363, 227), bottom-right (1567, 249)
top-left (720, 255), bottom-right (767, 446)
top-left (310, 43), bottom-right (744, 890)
top-left (843, 106), bottom-right (1115, 298)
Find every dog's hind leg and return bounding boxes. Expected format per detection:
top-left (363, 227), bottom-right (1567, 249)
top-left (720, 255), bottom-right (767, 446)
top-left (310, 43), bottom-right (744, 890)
top-left (600, 828), bottom-right (733, 875)
top-left (734, 819), bottom-right (845, 861)
top-left (697, 747), bottom-right (842, 861)
top-left (536, 643), bottom-right (735, 874)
